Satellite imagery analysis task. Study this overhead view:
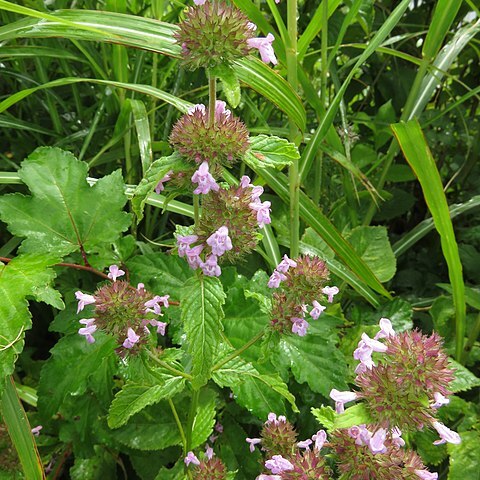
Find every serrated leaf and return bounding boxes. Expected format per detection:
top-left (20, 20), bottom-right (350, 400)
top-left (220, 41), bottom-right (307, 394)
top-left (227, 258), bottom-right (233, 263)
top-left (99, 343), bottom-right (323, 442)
top-left (447, 431), bottom-right (480, 480)
top-left (214, 65), bottom-right (241, 109)
top-left (279, 319), bottom-right (349, 397)
top-left (154, 460), bottom-right (187, 480)
top-left (131, 152), bottom-right (187, 222)
top-left (448, 359), bottom-right (480, 393)
top-left (244, 135), bottom-right (299, 170)
top-left (0, 147), bottom-right (131, 256)
top-left (0, 254), bottom-right (61, 393)
top-left (311, 406), bottom-right (336, 431)
top-left (38, 334), bottom-right (116, 419)
top-left (108, 375), bottom-right (185, 429)
top-left (181, 276), bottom-right (225, 388)
top-left (191, 388), bottom-right (217, 449)
top-left (333, 403), bottom-right (373, 429)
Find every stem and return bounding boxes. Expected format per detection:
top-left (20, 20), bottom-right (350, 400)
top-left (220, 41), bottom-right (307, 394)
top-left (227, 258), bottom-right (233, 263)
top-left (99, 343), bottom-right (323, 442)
top-left (193, 195), bottom-right (200, 224)
top-left (185, 388), bottom-right (200, 452)
top-left (168, 398), bottom-right (187, 453)
top-left (208, 75), bottom-right (216, 127)
top-left (212, 330), bottom-right (265, 371)
top-left (145, 350), bottom-right (194, 381)
top-left (287, 0), bottom-right (300, 257)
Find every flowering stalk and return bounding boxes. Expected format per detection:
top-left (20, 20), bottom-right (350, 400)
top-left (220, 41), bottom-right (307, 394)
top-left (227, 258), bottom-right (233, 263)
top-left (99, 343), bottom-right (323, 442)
top-left (208, 75), bottom-right (216, 128)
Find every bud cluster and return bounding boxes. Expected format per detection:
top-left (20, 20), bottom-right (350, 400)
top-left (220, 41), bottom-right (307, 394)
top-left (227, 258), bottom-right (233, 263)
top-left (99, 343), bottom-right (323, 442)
top-left (268, 255), bottom-right (338, 336)
top-left (75, 265), bottom-right (169, 353)
top-left (184, 446), bottom-right (229, 480)
top-left (176, 175), bottom-right (271, 276)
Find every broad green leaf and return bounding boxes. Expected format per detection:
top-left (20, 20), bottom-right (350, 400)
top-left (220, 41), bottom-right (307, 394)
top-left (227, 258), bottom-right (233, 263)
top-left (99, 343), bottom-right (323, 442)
top-left (447, 431), bottom-right (480, 480)
top-left (346, 226), bottom-right (396, 283)
top-left (0, 254), bottom-right (61, 393)
top-left (69, 446), bottom-right (116, 480)
top-left (107, 376), bottom-right (185, 429)
top-left (392, 120), bottom-right (466, 361)
top-left (154, 461), bottom-right (186, 480)
top-left (0, 147), bottom-right (131, 256)
top-left (37, 334), bottom-right (116, 420)
top-left (181, 276), bottom-right (226, 388)
top-left (191, 388), bottom-right (217, 449)
top-left (448, 360), bottom-right (480, 393)
top-left (333, 403), bottom-right (373, 430)
top-left (244, 135), bottom-right (299, 170)
top-left (131, 152), bottom-right (188, 222)
top-left (279, 320), bottom-right (349, 397)
top-left (0, 377), bottom-right (43, 480)
top-left (311, 405), bottom-right (336, 431)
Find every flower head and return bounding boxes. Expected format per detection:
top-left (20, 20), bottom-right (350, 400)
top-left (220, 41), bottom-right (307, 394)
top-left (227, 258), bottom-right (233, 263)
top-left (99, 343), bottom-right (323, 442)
top-left (261, 413), bottom-right (297, 457)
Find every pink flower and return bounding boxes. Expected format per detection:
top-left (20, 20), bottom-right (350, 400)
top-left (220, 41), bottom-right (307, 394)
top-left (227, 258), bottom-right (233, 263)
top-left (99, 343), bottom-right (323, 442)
top-left (256, 476), bottom-right (282, 480)
top-left (205, 446), bottom-right (214, 460)
top-left (348, 425), bottom-right (371, 446)
top-left (374, 317), bottom-right (395, 340)
top-left (431, 392), bottom-right (450, 409)
top-left (353, 340), bottom-right (375, 371)
top-left (248, 33), bottom-right (278, 65)
top-left (250, 185), bottom-right (264, 202)
top-left (415, 470), bottom-right (438, 480)
top-left (200, 255), bottom-right (221, 277)
top-left (193, 0), bottom-right (207, 5)
top-left (188, 103), bottom-right (206, 115)
top-left (265, 455), bottom-right (294, 474)
top-left (240, 175), bottom-right (252, 188)
top-left (215, 100), bottom-right (231, 120)
top-left (191, 161), bottom-right (219, 194)
top-left (276, 254), bottom-right (297, 273)
top-left (297, 439), bottom-right (312, 449)
top-left (31, 425), bottom-right (42, 436)
top-left (267, 270), bottom-right (287, 288)
top-left (250, 200), bottom-right (271, 228)
top-left (310, 300), bottom-right (326, 320)
top-left (146, 319), bottom-right (167, 335)
top-left (291, 317), bottom-right (309, 336)
top-left (184, 451), bottom-right (200, 466)
top-left (154, 170), bottom-right (173, 194)
top-left (322, 285), bottom-right (339, 303)
top-left (312, 430), bottom-right (327, 450)
top-left (432, 421), bottom-right (461, 445)
top-left (78, 318), bottom-right (97, 343)
top-left (186, 244), bottom-right (204, 270)
top-left (246, 437), bottom-right (262, 452)
top-left (391, 427), bottom-right (405, 447)
top-left (214, 422), bottom-right (223, 433)
top-left (107, 264), bottom-right (125, 281)
top-left (329, 389), bottom-right (358, 413)
top-left (75, 291), bottom-right (96, 313)
top-left (207, 226), bottom-right (233, 256)
top-left (177, 235), bottom-right (199, 257)
top-left (361, 332), bottom-right (388, 353)
top-left (368, 428), bottom-right (387, 454)
top-left (123, 328), bottom-right (140, 349)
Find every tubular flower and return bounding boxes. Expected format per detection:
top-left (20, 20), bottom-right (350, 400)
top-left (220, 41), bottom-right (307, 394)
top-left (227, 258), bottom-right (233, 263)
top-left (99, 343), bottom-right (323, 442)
top-left (247, 33), bottom-right (278, 65)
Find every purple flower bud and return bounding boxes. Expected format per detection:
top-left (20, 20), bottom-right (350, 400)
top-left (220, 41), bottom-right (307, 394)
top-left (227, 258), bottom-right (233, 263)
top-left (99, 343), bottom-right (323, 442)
top-left (200, 254), bottom-right (221, 277)
top-left (291, 317), bottom-right (309, 337)
top-left (361, 332), bottom-right (388, 353)
top-left (256, 476), bottom-right (282, 480)
top-left (391, 427), bottom-right (405, 447)
top-left (78, 318), bottom-right (97, 343)
top-left (206, 226), bottom-right (233, 256)
top-left (265, 455), bottom-right (294, 474)
top-left (123, 328), bottom-right (140, 349)
top-left (75, 291), bottom-right (96, 313)
top-left (240, 175), bottom-right (252, 188)
top-left (432, 421), bottom-right (461, 445)
top-left (374, 317), bottom-right (395, 340)
top-left (368, 428), bottom-right (387, 454)
top-left (330, 389), bottom-right (358, 413)
top-left (310, 300), bottom-right (326, 320)
top-left (188, 104), bottom-right (206, 115)
top-left (191, 161), bottom-right (220, 194)
top-left (215, 100), bottom-right (231, 120)
top-left (184, 451), bottom-right (200, 466)
top-left (246, 437), bottom-right (262, 452)
top-left (312, 430), bottom-right (327, 450)
top-left (414, 470), bottom-right (438, 480)
top-left (267, 270), bottom-right (287, 288)
top-left (276, 254), bottom-right (297, 273)
top-left (322, 285), bottom-right (339, 303)
top-left (214, 422), bottom-right (223, 433)
top-left (107, 264), bottom-right (125, 281)
top-left (177, 235), bottom-right (199, 257)
top-left (267, 412), bottom-right (278, 424)
top-left (431, 392), bottom-right (450, 409)
top-left (137, 283), bottom-right (145, 292)
top-left (31, 425), bottom-right (42, 436)
top-left (193, 0), bottom-right (207, 5)
top-left (205, 446), bottom-right (214, 460)
top-left (247, 33), bottom-right (278, 65)
top-left (154, 170), bottom-right (173, 194)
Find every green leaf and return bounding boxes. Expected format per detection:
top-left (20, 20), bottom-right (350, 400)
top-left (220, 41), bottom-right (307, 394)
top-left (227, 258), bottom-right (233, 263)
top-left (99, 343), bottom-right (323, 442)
top-left (311, 405), bottom-right (336, 431)
top-left (191, 388), bottom-right (217, 449)
top-left (346, 226), bottom-right (396, 283)
top-left (107, 376), bottom-right (186, 429)
top-left (0, 147), bottom-right (131, 256)
top-left (69, 446), bottom-right (117, 480)
top-left (448, 360), bottom-right (480, 393)
top-left (38, 334), bottom-right (116, 420)
top-left (0, 377), bottom-right (43, 480)
top-left (131, 152), bottom-right (188, 222)
top-left (333, 403), bottom-right (373, 430)
top-left (128, 99), bottom-right (153, 175)
top-left (181, 276), bottom-right (226, 388)
top-left (213, 65), bottom-right (241, 109)
top-left (154, 460), bottom-right (187, 480)
top-left (447, 431), bottom-right (480, 480)
top-left (0, 254), bottom-right (61, 393)
top-left (244, 135), bottom-right (299, 170)
top-left (279, 319), bottom-right (349, 397)
top-left (392, 120), bottom-right (466, 361)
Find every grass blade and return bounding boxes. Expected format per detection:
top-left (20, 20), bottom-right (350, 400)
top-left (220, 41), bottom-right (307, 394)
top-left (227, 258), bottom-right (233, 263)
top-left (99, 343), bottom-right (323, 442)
top-left (391, 119), bottom-right (466, 361)
top-left (129, 99), bottom-right (153, 175)
top-left (1, 376), bottom-right (44, 479)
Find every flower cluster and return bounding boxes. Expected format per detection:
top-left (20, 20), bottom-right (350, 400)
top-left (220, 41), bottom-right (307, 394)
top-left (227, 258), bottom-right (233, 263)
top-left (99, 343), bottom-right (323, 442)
top-left (170, 101), bottom-right (249, 172)
top-left (75, 265), bottom-right (169, 352)
top-left (330, 318), bottom-right (459, 444)
top-left (184, 446), bottom-right (229, 479)
top-left (176, 175), bottom-right (271, 276)
top-left (176, 0), bottom-right (277, 70)
top-left (268, 255), bottom-right (338, 336)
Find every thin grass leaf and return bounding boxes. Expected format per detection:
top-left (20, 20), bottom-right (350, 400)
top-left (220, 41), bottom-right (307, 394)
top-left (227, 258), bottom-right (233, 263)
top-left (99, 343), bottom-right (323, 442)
top-left (0, 46), bottom-right (84, 61)
top-left (1, 376), bottom-right (44, 479)
top-left (128, 99), bottom-right (153, 175)
top-left (391, 119), bottom-right (466, 362)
